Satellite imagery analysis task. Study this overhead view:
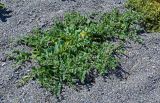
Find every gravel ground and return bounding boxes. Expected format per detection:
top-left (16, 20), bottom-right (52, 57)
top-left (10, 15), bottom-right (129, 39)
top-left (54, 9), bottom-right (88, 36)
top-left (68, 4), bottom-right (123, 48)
top-left (0, 0), bottom-right (160, 103)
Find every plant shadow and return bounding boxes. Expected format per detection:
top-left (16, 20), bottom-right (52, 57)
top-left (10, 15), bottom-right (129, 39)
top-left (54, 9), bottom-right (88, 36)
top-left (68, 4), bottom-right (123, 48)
top-left (103, 64), bottom-right (130, 81)
top-left (73, 64), bottom-right (130, 93)
top-left (62, 0), bottom-right (76, 2)
top-left (0, 8), bottom-right (12, 22)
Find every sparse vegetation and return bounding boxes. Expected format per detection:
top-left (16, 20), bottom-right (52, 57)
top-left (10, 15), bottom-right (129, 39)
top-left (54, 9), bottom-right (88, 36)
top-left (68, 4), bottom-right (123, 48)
top-left (126, 0), bottom-right (160, 32)
top-left (10, 9), bottom-right (143, 97)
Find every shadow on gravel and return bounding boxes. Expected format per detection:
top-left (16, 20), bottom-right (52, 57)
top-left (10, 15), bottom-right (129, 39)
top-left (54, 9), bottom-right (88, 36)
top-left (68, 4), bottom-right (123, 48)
top-left (62, 0), bottom-right (76, 1)
top-left (72, 65), bottom-right (130, 94)
top-left (0, 8), bottom-right (12, 22)
top-left (103, 64), bottom-right (130, 81)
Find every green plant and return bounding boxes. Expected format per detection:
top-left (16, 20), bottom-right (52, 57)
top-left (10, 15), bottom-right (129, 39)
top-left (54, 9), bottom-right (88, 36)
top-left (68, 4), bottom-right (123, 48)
top-left (11, 9), bottom-right (142, 97)
top-left (126, 0), bottom-right (160, 32)
top-left (0, 3), bottom-right (4, 9)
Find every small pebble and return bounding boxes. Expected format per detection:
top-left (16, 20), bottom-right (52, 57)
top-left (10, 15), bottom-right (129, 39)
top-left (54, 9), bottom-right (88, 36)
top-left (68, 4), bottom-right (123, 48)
top-left (1, 62), bottom-right (6, 66)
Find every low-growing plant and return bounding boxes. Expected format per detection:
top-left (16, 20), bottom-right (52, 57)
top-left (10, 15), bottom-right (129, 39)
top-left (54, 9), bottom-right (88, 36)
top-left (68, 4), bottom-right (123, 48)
top-left (0, 3), bottom-right (4, 9)
top-left (11, 9), bottom-right (142, 97)
top-left (126, 0), bottom-right (160, 32)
